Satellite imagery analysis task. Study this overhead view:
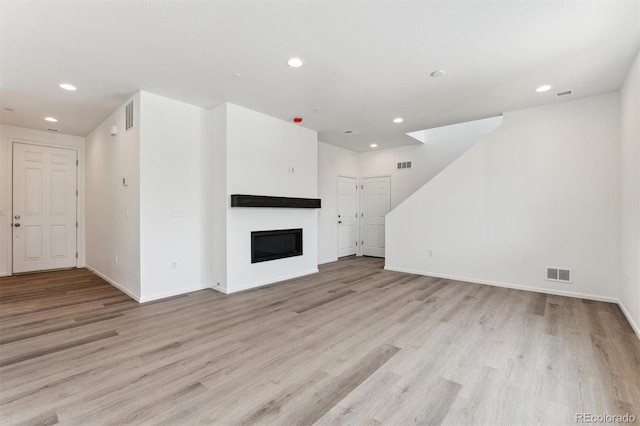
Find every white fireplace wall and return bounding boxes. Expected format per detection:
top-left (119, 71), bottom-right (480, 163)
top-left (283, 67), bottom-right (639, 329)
top-left (224, 103), bottom-right (319, 293)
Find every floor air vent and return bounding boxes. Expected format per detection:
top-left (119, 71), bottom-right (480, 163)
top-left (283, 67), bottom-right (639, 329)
top-left (546, 267), bottom-right (571, 283)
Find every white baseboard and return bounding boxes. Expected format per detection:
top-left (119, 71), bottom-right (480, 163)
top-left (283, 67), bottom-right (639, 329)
top-left (139, 284), bottom-right (212, 303)
top-left (85, 265), bottom-right (141, 302)
top-left (225, 268), bottom-right (319, 294)
top-left (384, 266), bottom-right (618, 303)
top-left (212, 284), bottom-right (227, 294)
top-left (318, 257), bottom-right (338, 265)
top-left (617, 299), bottom-right (640, 339)
top-left (0, 272), bottom-right (9, 277)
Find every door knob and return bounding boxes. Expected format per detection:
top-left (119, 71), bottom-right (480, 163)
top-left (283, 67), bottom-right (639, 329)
top-left (14, 215), bottom-right (20, 220)
top-left (14, 223), bottom-right (20, 227)
top-left (338, 221), bottom-right (342, 224)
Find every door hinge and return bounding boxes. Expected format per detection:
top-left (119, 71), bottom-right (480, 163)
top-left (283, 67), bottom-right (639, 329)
top-left (355, 213), bottom-right (358, 218)
top-left (75, 252), bottom-right (78, 258)
top-left (361, 184), bottom-right (363, 189)
top-left (76, 160), bottom-right (79, 166)
top-left (76, 190), bottom-right (78, 196)
top-left (76, 221), bottom-right (78, 228)
top-left (356, 241), bottom-right (358, 246)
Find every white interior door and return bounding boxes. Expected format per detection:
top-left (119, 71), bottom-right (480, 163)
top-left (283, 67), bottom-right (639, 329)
top-left (337, 176), bottom-right (357, 257)
top-left (12, 143), bottom-right (77, 273)
top-left (362, 176), bottom-right (390, 258)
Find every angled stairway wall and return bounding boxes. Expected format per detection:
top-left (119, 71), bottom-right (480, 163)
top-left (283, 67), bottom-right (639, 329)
top-left (385, 93), bottom-right (621, 302)
top-left (318, 117), bottom-right (502, 264)
top-left (359, 117), bottom-right (503, 210)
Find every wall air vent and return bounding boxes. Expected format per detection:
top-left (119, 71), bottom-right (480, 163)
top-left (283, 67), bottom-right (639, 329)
top-left (396, 161), bottom-right (412, 170)
top-left (555, 90), bottom-right (573, 102)
top-left (125, 100), bottom-right (134, 131)
top-left (546, 267), bottom-right (571, 283)
top-left (46, 128), bottom-right (60, 132)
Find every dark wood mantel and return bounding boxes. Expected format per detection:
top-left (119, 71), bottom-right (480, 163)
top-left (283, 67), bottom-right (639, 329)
top-left (230, 194), bottom-right (321, 208)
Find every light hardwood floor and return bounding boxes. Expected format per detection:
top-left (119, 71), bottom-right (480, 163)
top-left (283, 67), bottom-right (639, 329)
top-left (1, 256), bottom-right (639, 425)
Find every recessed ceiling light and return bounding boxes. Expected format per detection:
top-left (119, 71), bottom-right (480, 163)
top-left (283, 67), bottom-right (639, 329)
top-left (536, 84), bottom-right (552, 92)
top-left (430, 70), bottom-right (446, 78)
top-left (44, 117), bottom-right (58, 122)
top-left (287, 57), bottom-right (303, 68)
top-left (59, 83), bottom-right (76, 91)
top-left (393, 118), bottom-right (403, 123)
top-left (370, 144), bottom-right (378, 148)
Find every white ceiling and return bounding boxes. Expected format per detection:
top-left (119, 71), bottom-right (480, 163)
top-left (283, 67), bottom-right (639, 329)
top-left (1, 0), bottom-right (638, 152)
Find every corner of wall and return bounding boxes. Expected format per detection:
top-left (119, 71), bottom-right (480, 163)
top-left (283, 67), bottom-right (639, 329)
top-left (210, 103), bottom-right (228, 291)
top-left (618, 48), bottom-right (640, 336)
top-left (86, 93), bottom-right (142, 299)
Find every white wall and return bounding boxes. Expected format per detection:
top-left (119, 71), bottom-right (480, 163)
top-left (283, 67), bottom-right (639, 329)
top-left (619, 49), bottom-right (640, 334)
top-left (139, 92), bottom-right (213, 302)
top-left (317, 142), bottom-right (359, 264)
top-left (224, 103), bottom-right (319, 293)
top-left (209, 104), bottom-right (228, 292)
top-left (386, 93), bottom-right (621, 301)
top-left (0, 124), bottom-right (85, 277)
top-left (86, 94), bottom-right (141, 300)
top-left (359, 117), bottom-right (503, 209)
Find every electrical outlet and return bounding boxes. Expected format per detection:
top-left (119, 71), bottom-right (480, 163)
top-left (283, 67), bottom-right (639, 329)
top-left (114, 255), bottom-right (118, 264)
top-left (428, 249), bottom-right (434, 257)
top-left (171, 261), bottom-right (177, 270)
top-left (125, 208), bottom-right (129, 218)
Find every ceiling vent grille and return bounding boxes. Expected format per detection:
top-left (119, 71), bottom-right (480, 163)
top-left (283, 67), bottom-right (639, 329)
top-left (555, 90), bottom-right (573, 102)
top-left (397, 161), bottom-right (412, 170)
top-left (125, 100), bottom-right (134, 131)
top-left (546, 267), bottom-right (571, 283)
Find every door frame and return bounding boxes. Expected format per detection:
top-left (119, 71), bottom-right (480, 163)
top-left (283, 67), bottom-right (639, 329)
top-left (5, 138), bottom-right (85, 276)
top-left (359, 175), bottom-right (391, 258)
top-left (337, 175), bottom-right (359, 258)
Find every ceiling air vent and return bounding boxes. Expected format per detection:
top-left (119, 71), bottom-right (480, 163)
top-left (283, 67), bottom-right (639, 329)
top-left (125, 100), bottom-right (134, 131)
top-left (46, 128), bottom-right (60, 132)
top-left (546, 267), bottom-right (571, 283)
top-left (555, 90), bottom-right (573, 102)
top-left (397, 161), bottom-right (412, 170)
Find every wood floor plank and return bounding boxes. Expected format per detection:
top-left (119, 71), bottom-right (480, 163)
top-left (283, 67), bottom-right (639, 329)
top-left (1, 259), bottom-right (639, 425)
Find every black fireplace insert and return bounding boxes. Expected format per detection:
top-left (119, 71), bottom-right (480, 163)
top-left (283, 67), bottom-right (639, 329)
top-left (251, 228), bottom-right (303, 263)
